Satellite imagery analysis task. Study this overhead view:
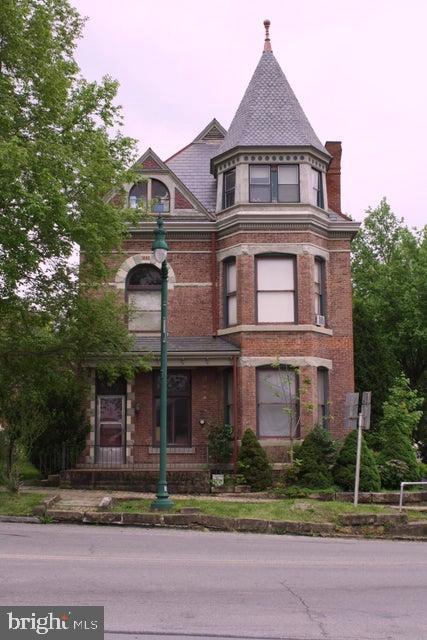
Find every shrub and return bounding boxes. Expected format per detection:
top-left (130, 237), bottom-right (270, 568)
top-left (333, 430), bottom-right (381, 492)
top-left (376, 374), bottom-right (423, 488)
top-left (207, 423), bottom-right (233, 465)
top-left (29, 383), bottom-right (89, 475)
top-left (238, 429), bottom-right (273, 491)
top-left (295, 426), bottom-right (336, 488)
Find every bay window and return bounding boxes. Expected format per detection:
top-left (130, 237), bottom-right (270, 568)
top-left (249, 165), bottom-right (299, 203)
top-left (314, 257), bottom-right (326, 318)
top-left (311, 168), bottom-right (324, 208)
top-left (256, 255), bottom-right (296, 323)
top-left (224, 258), bottom-right (237, 326)
top-left (317, 368), bottom-right (329, 428)
top-left (257, 367), bottom-right (298, 437)
top-left (223, 168), bottom-right (236, 208)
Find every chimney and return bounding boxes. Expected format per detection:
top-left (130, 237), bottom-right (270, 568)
top-left (325, 141), bottom-right (342, 213)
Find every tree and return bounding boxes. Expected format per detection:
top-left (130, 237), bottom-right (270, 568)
top-left (238, 429), bottom-right (273, 491)
top-left (0, 0), bottom-right (149, 484)
top-left (333, 430), bottom-right (381, 492)
top-left (351, 199), bottom-right (427, 456)
top-left (376, 374), bottom-right (423, 488)
top-left (295, 426), bottom-right (336, 488)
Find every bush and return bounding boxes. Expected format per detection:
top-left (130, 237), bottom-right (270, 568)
top-left (376, 374), bottom-right (423, 488)
top-left (29, 383), bottom-right (89, 475)
top-left (295, 426), bottom-right (336, 488)
top-left (207, 423), bottom-right (233, 464)
top-left (333, 430), bottom-right (381, 492)
top-left (238, 429), bottom-right (273, 491)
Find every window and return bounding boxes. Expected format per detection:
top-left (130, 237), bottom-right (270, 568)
top-left (126, 264), bottom-right (161, 331)
top-left (249, 165), bottom-right (271, 202)
top-left (311, 168), bottom-right (324, 208)
top-left (154, 371), bottom-right (191, 445)
top-left (317, 368), bottom-right (328, 428)
top-left (224, 370), bottom-right (233, 425)
top-left (129, 179), bottom-right (170, 212)
top-left (314, 258), bottom-right (326, 317)
top-left (249, 165), bottom-right (299, 203)
top-left (224, 258), bottom-right (237, 326)
top-left (223, 169), bottom-right (236, 208)
top-left (152, 179), bottom-right (170, 212)
top-left (129, 182), bottom-right (147, 209)
top-left (257, 368), bottom-right (298, 437)
top-left (278, 165), bottom-right (299, 202)
top-left (256, 255), bottom-right (296, 323)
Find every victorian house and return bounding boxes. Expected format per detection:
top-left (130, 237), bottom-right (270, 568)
top-left (79, 22), bottom-right (359, 490)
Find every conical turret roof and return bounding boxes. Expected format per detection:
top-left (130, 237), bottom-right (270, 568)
top-left (215, 24), bottom-right (327, 158)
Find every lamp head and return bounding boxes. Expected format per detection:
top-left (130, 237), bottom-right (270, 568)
top-left (152, 212), bottom-right (168, 263)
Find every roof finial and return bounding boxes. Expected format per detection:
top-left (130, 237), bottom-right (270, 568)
top-left (263, 19), bottom-right (272, 53)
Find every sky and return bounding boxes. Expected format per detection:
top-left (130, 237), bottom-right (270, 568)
top-left (71, 0), bottom-right (427, 228)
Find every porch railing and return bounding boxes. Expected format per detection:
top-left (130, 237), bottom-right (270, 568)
top-left (37, 444), bottom-right (211, 475)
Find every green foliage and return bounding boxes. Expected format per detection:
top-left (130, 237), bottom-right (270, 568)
top-left (238, 429), bottom-right (273, 491)
top-left (29, 380), bottom-right (89, 473)
top-left (295, 426), bottom-right (336, 488)
top-left (351, 199), bottom-right (427, 455)
top-left (376, 374), bottom-right (423, 488)
top-left (0, 0), bottom-right (151, 475)
top-left (333, 431), bottom-right (381, 492)
top-left (207, 423), bottom-right (233, 465)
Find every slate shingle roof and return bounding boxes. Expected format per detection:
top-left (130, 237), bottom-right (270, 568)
top-left (166, 142), bottom-right (220, 213)
top-left (131, 336), bottom-right (239, 354)
top-left (216, 51), bottom-right (327, 157)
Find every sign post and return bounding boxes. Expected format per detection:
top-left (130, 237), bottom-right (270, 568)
top-left (352, 391), bottom-right (371, 506)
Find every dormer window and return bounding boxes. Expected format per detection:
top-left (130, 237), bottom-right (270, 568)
top-left (311, 168), bottom-right (324, 208)
top-left (249, 165), bottom-right (299, 203)
top-left (223, 169), bottom-right (236, 208)
top-left (129, 179), bottom-right (170, 212)
top-left (152, 179), bottom-right (170, 212)
top-left (129, 182), bottom-right (148, 209)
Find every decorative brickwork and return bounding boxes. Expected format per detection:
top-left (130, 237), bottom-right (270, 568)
top-left (174, 188), bottom-right (193, 209)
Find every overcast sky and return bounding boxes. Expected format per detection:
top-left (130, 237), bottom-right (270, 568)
top-left (71, 0), bottom-right (426, 228)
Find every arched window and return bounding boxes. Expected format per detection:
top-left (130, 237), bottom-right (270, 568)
top-left (129, 182), bottom-right (148, 209)
top-left (128, 179), bottom-right (170, 212)
top-left (126, 264), bottom-right (161, 331)
top-left (152, 179), bottom-right (170, 212)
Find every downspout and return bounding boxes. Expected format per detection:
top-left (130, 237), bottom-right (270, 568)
top-left (232, 354), bottom-right (239, 477)
top-left (211, 231), bottom-right (218, 336)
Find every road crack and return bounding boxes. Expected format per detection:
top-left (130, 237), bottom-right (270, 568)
top-left (280, 579), bottom-right (329, 639)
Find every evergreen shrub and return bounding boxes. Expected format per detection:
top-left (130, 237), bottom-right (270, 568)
top-left (238, 429), bottom-right (273, 491)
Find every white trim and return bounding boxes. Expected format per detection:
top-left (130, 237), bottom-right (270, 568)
top-left (217, 242), bottom-right (329, 261)
top-left (218, 324), bottom-right (333, 336)
top-left (239, 356), bottom-right (333, 369)
top-left (114, 254), bottom-right (176, 291)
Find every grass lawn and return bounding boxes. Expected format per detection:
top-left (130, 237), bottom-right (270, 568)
top-left (0, 492), bottom-right (44, 516)
top-left (112, 498), bottom-right (427, 523)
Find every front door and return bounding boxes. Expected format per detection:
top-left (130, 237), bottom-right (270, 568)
top-left (97, 395), bottom-right (125, 464)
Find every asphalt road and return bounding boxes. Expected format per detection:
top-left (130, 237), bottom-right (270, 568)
top-left (0, 523), bottom-right (426, 640)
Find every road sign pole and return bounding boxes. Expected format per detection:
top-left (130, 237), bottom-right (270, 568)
top-left (353, 413), bottom-right (363, 506)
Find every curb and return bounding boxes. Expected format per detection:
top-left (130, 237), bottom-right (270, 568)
top-left (0, 515), bottom-right (41, 524)
top-left (44, 509), bottom-right (427, 540)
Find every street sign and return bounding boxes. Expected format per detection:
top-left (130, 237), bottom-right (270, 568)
top-left (344, 392), bottom-right (359, 430)
top-left (361, 391), bottom-right (372, 430)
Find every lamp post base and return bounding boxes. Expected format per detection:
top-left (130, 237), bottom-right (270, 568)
top-left (151, 483), bottom-right (174, 511)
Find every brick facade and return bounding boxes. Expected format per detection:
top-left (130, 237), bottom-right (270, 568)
top-left (86, 28), bottom-right (359, 471)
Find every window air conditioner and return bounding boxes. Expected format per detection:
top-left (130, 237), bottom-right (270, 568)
top-left (315, 314), bottom-right (325, 327)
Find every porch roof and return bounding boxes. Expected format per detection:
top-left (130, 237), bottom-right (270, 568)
top-left (131, 336), bottom-right (239, 366)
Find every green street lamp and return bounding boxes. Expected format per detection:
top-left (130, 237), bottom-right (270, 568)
top-left (151, 203), bottom-right (174, 511)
